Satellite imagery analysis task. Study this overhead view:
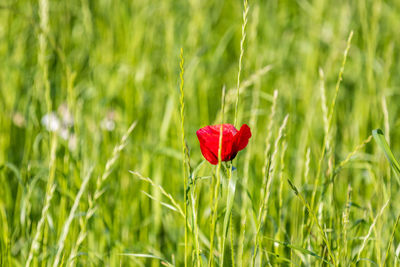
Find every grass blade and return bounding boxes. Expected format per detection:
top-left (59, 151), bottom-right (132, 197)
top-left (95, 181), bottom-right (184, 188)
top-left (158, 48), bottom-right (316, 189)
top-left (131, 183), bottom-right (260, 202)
top-left (372, 129), bottom-right (400, 186)
top-left (224, 169), bottom-right (237, 237)
top-left (263, 237), bottom-right (331, 265)
top-left (121, 253), bottom-right (174, 266)
top-left (221, 166), bottom-right (238, 266)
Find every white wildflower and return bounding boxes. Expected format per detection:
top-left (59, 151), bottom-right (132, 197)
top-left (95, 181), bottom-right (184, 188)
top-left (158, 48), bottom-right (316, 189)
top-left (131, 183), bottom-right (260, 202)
top-left (101, 118), bottom-right (115, 131)
top-left (58, 103), bottom-right (74, 127)
top-left (59, 126), bottom-right (70, 140)
top-left (41, 112), bottom-right (60, 132)
top-left (101, 111), bottom-right (116, 131)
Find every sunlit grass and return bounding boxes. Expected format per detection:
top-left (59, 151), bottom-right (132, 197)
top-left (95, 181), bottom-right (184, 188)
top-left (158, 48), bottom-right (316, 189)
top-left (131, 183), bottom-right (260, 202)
top-left (1, 0), bottom-right (400, 266)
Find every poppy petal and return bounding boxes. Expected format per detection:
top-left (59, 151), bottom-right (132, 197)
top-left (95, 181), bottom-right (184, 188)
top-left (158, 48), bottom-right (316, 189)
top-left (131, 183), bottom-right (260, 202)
top-left (235, 124), bottom-right (252, 151)
top-left (199, 142), bottom-right (218, 164)
top-left (196, 123), bottom-right (251, 164)
top-left (207, 124), bottom-right (238, 137)
top-left (196, 127), bottom-right (219, 150)
top-left (221, 134), bottom-right (236, 161)
top-left (196, 126), bottom-right (219, 164)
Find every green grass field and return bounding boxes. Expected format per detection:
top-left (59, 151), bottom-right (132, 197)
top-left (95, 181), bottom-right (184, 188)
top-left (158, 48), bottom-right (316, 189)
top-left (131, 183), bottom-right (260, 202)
top-left (1, 0), bottom-right (400, 266)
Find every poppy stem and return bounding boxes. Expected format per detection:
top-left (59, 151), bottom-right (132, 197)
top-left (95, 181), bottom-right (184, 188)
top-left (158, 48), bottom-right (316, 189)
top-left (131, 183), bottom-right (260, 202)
top-left (209, 163), bottom-right (222, 267)
top-left (229, 162), bottom-right (236, 267)
top-left (220, 160), bottom-right (236, 267)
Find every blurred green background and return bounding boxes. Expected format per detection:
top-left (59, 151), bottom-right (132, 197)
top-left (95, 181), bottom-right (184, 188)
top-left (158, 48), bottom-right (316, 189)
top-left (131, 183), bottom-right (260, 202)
top-left (1, 0), bottom-right (400, 266)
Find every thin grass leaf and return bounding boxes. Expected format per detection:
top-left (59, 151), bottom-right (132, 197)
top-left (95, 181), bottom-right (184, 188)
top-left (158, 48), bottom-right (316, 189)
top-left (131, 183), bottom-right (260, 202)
top-left (356, 258), bottom-right (379, 266)
top-left (263, 250), bottom-right (300, 266)
top-left (286, 177), bottom-right (336, 265)
top-left (3, 162), bottom-right (24, 189)
top-left (190, 160), bottom-right (205, 179)
top-left (355, 199), bottom-right (389, 262)
top-left (141, 191), bottom-right (179, 213)
top-left (372, 129), bottom-right (400, 176)
top-left (52, 167), bottom-right (94, 267)
top-left (263, 237), bottom-right (331, 265)
top-left (130, 171), bottom-right (185, 218)
top-left (348, 202), bottom-right (366, 210)
top-left (121, 253), bottom-right (174, 267)
top-left (350, 219), bottom-right (367, 230)
top-left (222, 168), bottom-right (237, 238)
top-left (383, 213), bottom-right (400, 266)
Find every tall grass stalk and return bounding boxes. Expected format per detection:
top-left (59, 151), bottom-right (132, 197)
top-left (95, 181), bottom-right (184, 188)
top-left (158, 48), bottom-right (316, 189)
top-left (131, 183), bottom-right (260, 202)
top-left (247, 89), bottom-right (277, 264)
top-left (214, 64), bottom-right (272, 125)
top-left (52, 167), bottom-right (93, 267)
top-left (286, 177), bottom-right (336, 266)
top-left (252, 114), bottom-right (289, 266)
top-left (319, 68), bottom-right (329, 149)
top-left (383, 213), bottom-right (400, 267)
top-left (325, 31), bottom-right (354, 179)
top-left (237, 86), bottom-right (261, 266)
top-left (381, 96), bottom-right (390, 145)
top-left (300, 147), bottom-right (311, 264)
top-left (25, 0), bottom-right (55, 265)
top-left (220, 1), bottom-right (249, 263)
top-left (25, 132), bottom-right (57, 267)
top-left (208, 86), bottom-right (226, 267)
top-left (190, 182), bottom-right (201, 267)
top-left (356, 199), bottom-right (389, 262)
top-left (178, 48), bottom-right (189, 267)
top-left (276, 140), bottom-right (287, 250)
top-left (38, 0), bottom-right (51, 114)
top-left (310, 30), bottom-right (354, 214)
top-left (233, 0), bottom-right (249, 127)
top-left (68, 121), bottom-right (137, 265)
top-left (260, 90), bottom-right (278, 199)
top-left (341, 184), bottom-right (351, 265)
top-left (230, 207), bottom-right (235, 266)
top-left (25, 184), bottom-right (55, 267)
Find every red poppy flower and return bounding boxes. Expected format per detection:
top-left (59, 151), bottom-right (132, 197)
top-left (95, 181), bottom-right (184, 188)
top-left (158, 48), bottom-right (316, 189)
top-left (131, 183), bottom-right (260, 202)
top-left (196, 124), bottom-right (251, 165)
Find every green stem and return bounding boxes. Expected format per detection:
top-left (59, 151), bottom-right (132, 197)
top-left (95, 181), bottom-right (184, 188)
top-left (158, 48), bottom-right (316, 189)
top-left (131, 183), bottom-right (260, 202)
top-left (178, 48), bottom-right (189, 267)
top-left (209, 160), bottom-right (222, 266)
top-left (220, 162), bottom-right (234, 267)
